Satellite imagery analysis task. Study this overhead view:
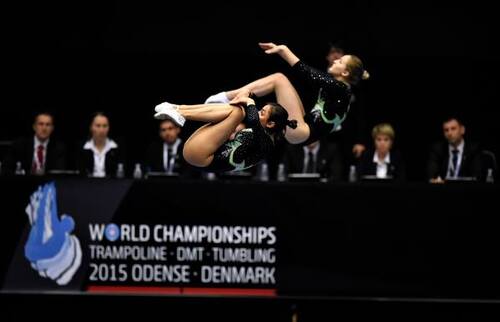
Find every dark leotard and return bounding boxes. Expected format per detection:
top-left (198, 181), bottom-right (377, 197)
top-left (207, 104), bottom-right (274, 172)
top-left (293, 60), bottom-right (352, 145)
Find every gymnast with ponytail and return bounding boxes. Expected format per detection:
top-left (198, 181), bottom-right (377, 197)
top-left (153, 96), bottom-right (297, 172)
top-left (205, 42), bottom-right (370, 146)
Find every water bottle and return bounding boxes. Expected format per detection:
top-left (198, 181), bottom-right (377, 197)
top-left (348, 165), bottom-right (357, 183)
top-left (204, 172), bottom-right (216, 181)
top-left (15, 161), bottom-right (25, 175)
top-left (133, 163), bottom-right (143, 179)
top-left (258, 162), bottom-right (269, 182)
top-left (277, 163), bottom-right (286, 182)
top-left (486, 168), bottom-right (494, 183)
top-left (116, 163), bottom-right (125, 178)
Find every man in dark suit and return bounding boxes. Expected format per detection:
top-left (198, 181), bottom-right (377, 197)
top-left (283, 139), bottom-right (343, 181)
top-left (145, 119), bottom-right (187, 175)
top-left (3, 112), bottom-right (66, 175)
top-left (427, 117), bottom-right (481, 183)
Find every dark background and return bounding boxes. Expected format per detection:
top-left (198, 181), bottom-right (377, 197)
top-left (2, 177), bottom-right (500, 321)
top-left (2, 2), bottom-right (499, 180)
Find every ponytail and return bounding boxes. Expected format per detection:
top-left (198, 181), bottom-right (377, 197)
top-left (346, 55), bottom-right (369, 86)
top-left (265, 103), bottom-right (296, 141)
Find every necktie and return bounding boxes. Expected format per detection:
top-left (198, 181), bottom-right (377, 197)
top-left (306, 151), bottom-right (315, 173)
top-left (450, 149), bottom-right (459, 177)
top-left (167, 147), bottom-right (174, 172)
top-left (31, 145), bottom-right (44, 174)
top-left (38, 145), bottom-right (45, 170)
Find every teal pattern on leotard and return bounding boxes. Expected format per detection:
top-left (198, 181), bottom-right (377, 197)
top-left (312, 88), bottom-right (349, 133)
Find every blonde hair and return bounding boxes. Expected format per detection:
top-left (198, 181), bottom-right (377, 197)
top-left (372, 123), bottom-right (395, 141)
top-left (346, 55), bottom-right (370, 85)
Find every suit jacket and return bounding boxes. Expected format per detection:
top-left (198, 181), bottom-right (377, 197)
top-left (427, 140), bottom-right (481, 180)
top-left (357, 148), bottom-right (406, 182)
top-left (283, 141), bottom-right (343, 181)
top-left (77, 140), bottom-right (123, 178)
top-left (3, 136), bottom-right (66, 174)
top-left (145, 140), bottom-right (188, 174)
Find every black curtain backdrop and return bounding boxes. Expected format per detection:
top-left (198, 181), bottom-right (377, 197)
top-left (3, 2), bottom-right (499, 180)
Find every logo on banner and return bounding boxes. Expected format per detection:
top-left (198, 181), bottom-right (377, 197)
top-left (24, 182), bottom-right (82, 285)
top-left (104, 223), bottom-right (120, 241)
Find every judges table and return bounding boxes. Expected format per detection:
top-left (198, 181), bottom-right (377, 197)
top-left (1, 176), bottom-right (499, 320)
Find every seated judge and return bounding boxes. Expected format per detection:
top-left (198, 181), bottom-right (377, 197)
top-left (283, 139), bottom-right (343, 181)
top-left (145, 119), bottom-right (187, 175)
top-left (357, 123), bottom-right (405, 181)
top-left (427, 116), bottom-right (481, 183)
top-left (78, 112), bottom-right (123, 178)
top-left (3, 112), bottom-right (66, 175)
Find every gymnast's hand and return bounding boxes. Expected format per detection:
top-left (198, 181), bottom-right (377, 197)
top-left (230, 88), bottom-right (252, 105)
top-left (259, 42), bottom-right (287, 54)
top-left (230, 96), bottom-right (255, 107)
top-left (259, 42), bottom-right (299, 66)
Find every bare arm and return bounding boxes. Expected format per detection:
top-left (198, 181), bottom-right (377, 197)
top-left (259, 42), bottom-right (300, 66)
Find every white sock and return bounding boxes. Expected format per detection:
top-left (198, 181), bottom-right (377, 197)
top-left (155, 101), bottom-right (178, 113)
top-left (204, 92), bottom-right (230, 104)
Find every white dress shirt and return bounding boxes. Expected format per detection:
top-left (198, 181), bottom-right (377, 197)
top-left (302, 143), bottom-right (321, 173)
top-left (373, 151), bottom-right (391, 178)
top-left (33, 136), bottom-right (49, 173)
top-left (446, 140), bottom-right (464, 179)
top-left (163, 138), bottom-right (181, 173)
top-left (83, 138), bottom-right (118, 177)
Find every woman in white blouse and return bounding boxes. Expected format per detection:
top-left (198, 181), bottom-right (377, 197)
top-left (357, 123), bottom-right (405, 181)
top-left (78, 112), bottom-right (122, 178)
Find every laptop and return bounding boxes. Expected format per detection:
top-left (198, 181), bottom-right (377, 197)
top-left (360, 175), bottom-right (394, 182)
top-left (146, 171), bottom-right (180, 178)
top-left (287, 173), bottom-right (321, 182)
